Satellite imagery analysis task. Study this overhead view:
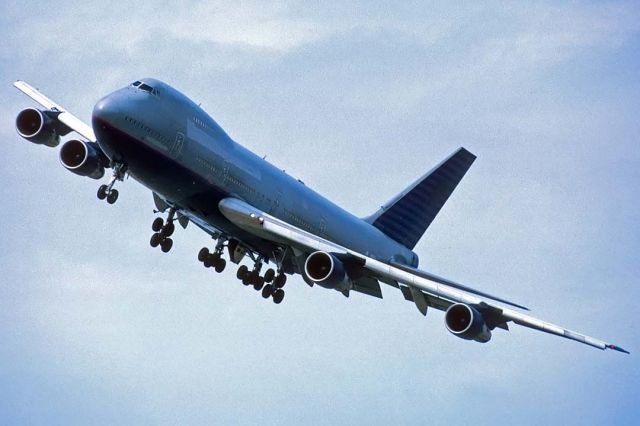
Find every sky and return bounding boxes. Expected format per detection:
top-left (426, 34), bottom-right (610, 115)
top-left (1, 1), bottom-right (639, 424)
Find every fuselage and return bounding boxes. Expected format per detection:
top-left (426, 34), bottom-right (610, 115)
top-left (91, 78), bottom-right (418, 267)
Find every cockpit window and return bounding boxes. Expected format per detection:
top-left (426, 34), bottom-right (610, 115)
top-left (131, 81), bottom-right (159, 96)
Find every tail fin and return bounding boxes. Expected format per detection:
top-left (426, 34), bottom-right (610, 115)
top-left (365, 147), bottom-right (476, 249)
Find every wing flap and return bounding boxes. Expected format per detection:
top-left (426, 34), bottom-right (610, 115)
top-left (352, 277), bottom-right (383, 299)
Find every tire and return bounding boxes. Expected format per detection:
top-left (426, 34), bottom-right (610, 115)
top-left (263, 269), bottom-right (275, 283)
top-left (253, 276), bottom-right (264, 291)
top-left (106, 189), bottom-right (119, 204)
top-left (152, 217), bottom-right (164, 232)
top-left (214, 258), bottom-right (226, 273)
top-left (242, 270), bottom-right (253, 285)
top-left (274, 274), bottom-right (287, 288)
top-left (97, 185), bottom-right (108, 200)
top-left (272, 289), bottom-right (285, 304)
top-left (236, 265), bottom-right (248, 280)
top-left (262, 284), bottom-right (273, 299)
top-left (160, 238), bottom-right (173, 253)
top-left (163, 222), bottom-right (175, 237)
top-left (198, 247), bottom-right (209, 262)
top-left (150, 233), bottom-right (162, 248)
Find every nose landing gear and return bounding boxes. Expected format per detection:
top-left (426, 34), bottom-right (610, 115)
top-left (97, 163), bottom-right (126, 204)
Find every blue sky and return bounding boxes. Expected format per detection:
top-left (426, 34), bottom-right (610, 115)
top-left (1, 1), bottom-right (638, 424)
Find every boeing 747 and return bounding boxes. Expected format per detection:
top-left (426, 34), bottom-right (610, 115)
top-left (13, 79), bottom-right (628, 354)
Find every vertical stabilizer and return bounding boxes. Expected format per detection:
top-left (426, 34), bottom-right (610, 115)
top-left (366, 148), bottom-right (476, 249)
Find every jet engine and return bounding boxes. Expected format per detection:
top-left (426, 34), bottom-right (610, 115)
top-left (444, 303), bottom-right (492, 343)
top-left (59, 139), bottom-right (109, 179)
top-left (304, 251), bottom-right (350, 291)
top-left (15, 108), bottom-right (68, 147)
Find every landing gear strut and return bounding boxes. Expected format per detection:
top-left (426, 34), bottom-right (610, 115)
top-left (97, 162), bottom-right (126, 204)
top-left (150, 208), bottom-right (176, 253)
top-left (198, 238), bottom-right (227, 273)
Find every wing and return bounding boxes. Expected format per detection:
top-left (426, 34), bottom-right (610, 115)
top-left (14, 80), bottom-right (96, 142)
top-left (218, 197), bottom-right (629, 354)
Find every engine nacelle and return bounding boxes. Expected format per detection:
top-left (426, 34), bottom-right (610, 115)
top-left (59, 139), bottom-right (109, 179)
top-left (15, 108), bottom-right (65, 147)
top-left (304, 251), bottom-right (350, 291)
top-left (444, 303), bottom-right (492, 343)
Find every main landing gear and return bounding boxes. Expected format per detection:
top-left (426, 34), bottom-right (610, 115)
top-left (197, 239), bottom-right (227, 273)
top-left (150, 208), bottom-right (176, 253)
top-left (198, 238), bottom-right (288, 304)
top-left (97, 163), bottom-right (126, 204)
top-left (236, 259), bottom-right (287, 304)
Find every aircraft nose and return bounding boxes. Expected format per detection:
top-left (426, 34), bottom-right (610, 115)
top-left (92, 93), bottom-right (122, 125)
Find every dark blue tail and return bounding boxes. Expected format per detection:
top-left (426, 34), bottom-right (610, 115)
top-left (365, 147), bottom-right (476, 249)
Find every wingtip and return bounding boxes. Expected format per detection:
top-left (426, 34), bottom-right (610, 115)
top-left (607, 344), bottom-right (630, 354)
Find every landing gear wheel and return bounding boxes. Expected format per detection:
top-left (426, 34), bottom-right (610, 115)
top-left (97, 185), bottom-right (108, 200)
top-left (245, 271), bottom-right (258, 286)
top-left (150, 233), bottom-right (162, 248)
top-left (160, 237), bottom-right (173, 253)
top-left (242, 270), bottom-right (255, 286)
top-left (152, 217), bottom-right (164, 232)
top-left (237, 265), bottom-right (248, 280)
top-left (207, 253), bottom-right (220, 265)
top-left (106, 189), bottom-right (119, 204)
top-left (198, 247), bottom-right (209, 262)
top-left (262, 284), bottom-right (273, 299)
top-left (263, 269), bottom-right (275, 283)
top-left (204, 253), bottom-right (218, 268)
top-left (214, 258), bottom-right (226, 273)
top-left (253, 276), bottom-right (265, 291)
top-left (162, 222), bottom-right (175, 237)
top-left (274, 274), bottom-right (287, 288)
top-left (272, 289), bottom-right (285, 304)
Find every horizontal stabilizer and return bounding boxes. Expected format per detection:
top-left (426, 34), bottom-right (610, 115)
top-left (366, 148), bottom-right (476, 249)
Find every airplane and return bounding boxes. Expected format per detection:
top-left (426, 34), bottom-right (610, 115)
top-left (13, 78), bottom-right (628, 354)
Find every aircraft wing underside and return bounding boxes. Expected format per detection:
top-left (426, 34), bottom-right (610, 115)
top-left (218, 197), bottom-right (629, 353)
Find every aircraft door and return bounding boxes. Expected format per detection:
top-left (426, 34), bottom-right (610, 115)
top-left (269, 189), bottom-right (282, 215)
top-left (171, 132), bottom-right (185, 158)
